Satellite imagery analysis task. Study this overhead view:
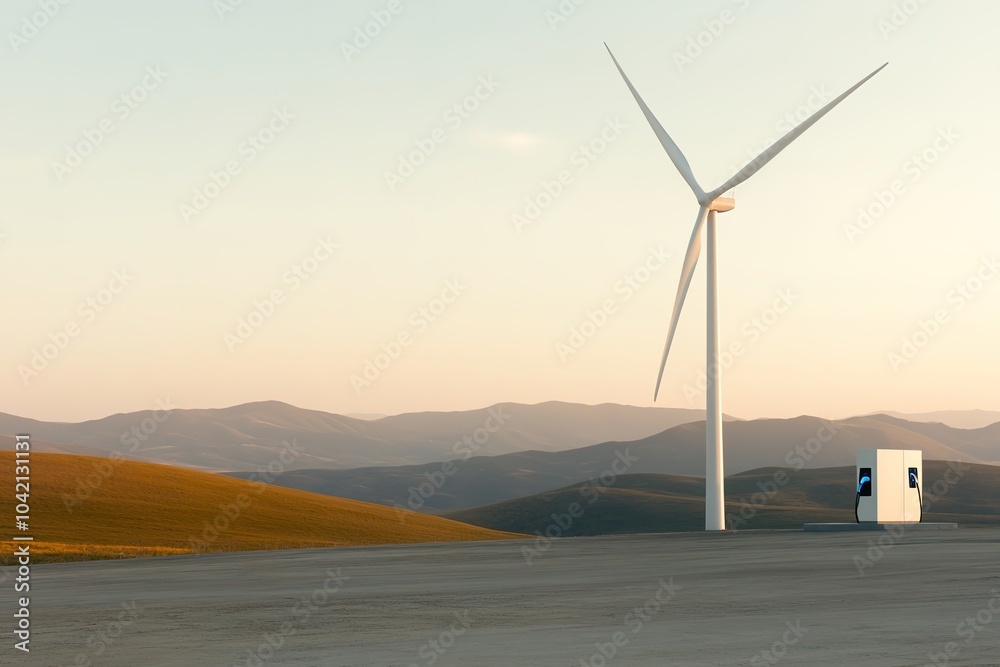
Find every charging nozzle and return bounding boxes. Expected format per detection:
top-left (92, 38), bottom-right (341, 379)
top-left (857, 476), bottom-right (871, 494)
top-left (855, 468), bottom-right (873, 523)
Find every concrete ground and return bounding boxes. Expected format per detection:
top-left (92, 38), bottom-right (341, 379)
top-left (8, 529), bottom-right (1000, 666)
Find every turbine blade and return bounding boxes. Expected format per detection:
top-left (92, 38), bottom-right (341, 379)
top-left (654, 206), bottom-right (710, 401)
top-left (605, 44), bottom-right (706, 202)
top-left (705, 62), bottom-right (888, 202)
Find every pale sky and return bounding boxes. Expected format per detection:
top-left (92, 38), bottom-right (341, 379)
top-left (2, 0), bottom-right (998, 422)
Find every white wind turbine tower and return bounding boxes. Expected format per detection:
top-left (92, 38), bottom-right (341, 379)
top-left (606, 45), bottom-right (887, 531)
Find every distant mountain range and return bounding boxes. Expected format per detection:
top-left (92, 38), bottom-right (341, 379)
top-left (1, 401), bottom-right (997, 482)
top-left (225, 414), bottom-right (1000, 511)
top-left (875, 410), bottom-right (1000, 430)
top-left (444, 462), bottom-right (1000, 535)
top-left (0, 401), bottom-right (736, 471)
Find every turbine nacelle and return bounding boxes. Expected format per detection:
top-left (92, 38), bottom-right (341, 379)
top-left (707, 197), bottom-right (735, 213)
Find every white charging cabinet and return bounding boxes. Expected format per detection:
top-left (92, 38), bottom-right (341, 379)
top-left (856, 449), bottom-right (923, 523)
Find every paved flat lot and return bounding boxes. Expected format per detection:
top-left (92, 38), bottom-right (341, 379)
top-left (7, 529), bottom-right (1000, 666)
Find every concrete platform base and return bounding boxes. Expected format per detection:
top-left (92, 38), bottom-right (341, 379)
top-left (804, 522), bottom-right (958, 532)
top-left (14, 529), bottom-right (1000, 665)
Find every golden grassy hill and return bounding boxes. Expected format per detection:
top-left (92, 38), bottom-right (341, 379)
top-left (0, 451), bottom-right (522, 564)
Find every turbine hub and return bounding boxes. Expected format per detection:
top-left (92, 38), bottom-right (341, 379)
top-left (708, 197), bottom-right (736, 213)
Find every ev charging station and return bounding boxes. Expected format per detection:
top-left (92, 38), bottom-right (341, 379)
top-left (855, 449), bottom-right (923, 524)
top-left (805, 448), bottom-right (955, 531)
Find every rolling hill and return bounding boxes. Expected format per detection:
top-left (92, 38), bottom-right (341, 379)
top-left (225, 415), bottom-right (998, 511)
top-left (0, 451), bottom-right (521, 565)
top-left (0, 401), bottom-right (733, 471)
top-left (444, 462), bottom-right (1000, 536)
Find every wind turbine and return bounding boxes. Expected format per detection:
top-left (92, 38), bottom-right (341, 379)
top-left (606, 45), bottom-right (886, 531)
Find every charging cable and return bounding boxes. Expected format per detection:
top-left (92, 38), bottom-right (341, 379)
top-left (910, 470), bottom-right (923, 523)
